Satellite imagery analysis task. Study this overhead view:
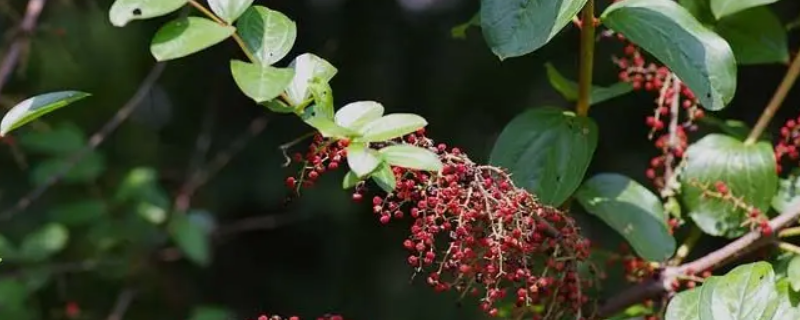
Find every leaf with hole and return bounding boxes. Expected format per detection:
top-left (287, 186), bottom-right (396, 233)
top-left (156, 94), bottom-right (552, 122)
top-left (371, 162), bottom-right (397, 193)
top-left (545, 63), bottom-right (633, 105)
top-left (710, 0), bottom-right (781, 20)
top-left (335, 101), bottom-right (385, 131)
top-left (601, 0), bottom-right (737, 111)
top-left (230, 60), bottom-right (295, 103)
top-left (576, 173), bottom-right (675, 261)
top-left (715, 6), bottom-right (789, 65)
top-left (150, 17), bottom-right (235, 61)
top-left (1, 91), bottom-right (90, 136)
top-left (19, 224), bottom-right (69, 262)
top-left (480, 0), bottom-right (588, 59)
top-left (285, 53), bottom-right (338, 106)
top-left (169, 214), bottom-right (211, 267)
top-left (208, 0), bottom-right (253, 23)
top-left (490, 107), bottom-right (598, 207)
top-left (357, 114), bottom-right (427, 143)
top-left (680, 134), bottom-right (777, 237)
top-left (379, 145), bottom-right (443, 172)
top-left (236, 6), bottom-right (296, 65)
top-left (109, 0), bottom-right (188, 27)
top-left (347, 144), bottom-right (382, 178)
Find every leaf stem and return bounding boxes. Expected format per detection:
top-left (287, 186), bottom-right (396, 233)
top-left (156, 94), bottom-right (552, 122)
top-left (673, 225), bottom-right (702, 264)
top-left (780, 226), bottom-right (800, 238)
top-left (187, 0), bottom-right (257, 63)
top-left (576, 0), bottom-right (596, 117)
top-left (745, 53), bottom-right (800, 145)
top-left (778, 241), bottom-right (800, 255)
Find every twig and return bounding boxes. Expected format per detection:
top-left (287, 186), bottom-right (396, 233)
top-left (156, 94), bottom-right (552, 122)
top-left (173, 116), bottom-right (269, 212)
top-left (597, 202), bottom-right (800, 317)
top-left (105, 288), bottom-right (137, 320)
top-left (745, 53), bottom-right (800, 145)
top-left (0, 0), bottom-right (47, 95)
top-left (0, 62), bottom-right (167, 220)
top-left (213, 214), bottom-right (307, 238)
top-left (778, 242), bottom-right (800, 255)
top-left (575, 0), bottom-right (596, 117)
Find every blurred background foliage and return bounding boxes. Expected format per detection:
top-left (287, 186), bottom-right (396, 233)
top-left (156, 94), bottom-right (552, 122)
top-left (0, 0), bottom-right (799, 319)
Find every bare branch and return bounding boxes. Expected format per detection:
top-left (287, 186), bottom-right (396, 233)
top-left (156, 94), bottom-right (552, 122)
top-left (0, 0), bottom-right (47, 96)
top-left (106, 288), bottom-right (137, 320)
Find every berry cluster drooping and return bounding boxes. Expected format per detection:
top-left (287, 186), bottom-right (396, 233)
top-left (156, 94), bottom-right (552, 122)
top-left (286, 130), bottom-right (593, 319)
top-left (775, 117), bottom-right (800, 174)
top-left (284, 134), bottom-right (349, 193)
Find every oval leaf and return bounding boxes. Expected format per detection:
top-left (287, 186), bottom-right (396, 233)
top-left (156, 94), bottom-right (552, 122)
top-left (109, 0), bottom-right (188, 27)
top-left (490, 107), bottom-right (598, 206)
top-left (576, 173), bottom-right (675, 261)
top-left (1, 91), bottom-right (90, 136)
top-left (168, 214), bottom-right (211, 266)
top-left (335, 101), bottom-right (385, 131)
top-left (47, 200), bottom-right (107, 227)
top-left (150, 17), bottom-right (235, 61)
top-left (665, 288), bottom-right (701, 320)
top-left (230, 60), bottom-right (295, 103)
top-left (236, 6), bottom-right (297, 65)
top-left (286, 53), bottom-right (338, 106)
top-left (342, 170), bottom-right (361, 189)
top-left (708, 262), bottom-right (778, 320)
top-left (715, 7), bottom-right (789, 65)
top-left (346, 144), bottom-right (381, 178)
top-left (789, 255), bottom-right (800, 292)
top-left (711, 0), bottom-right (780, 20)
top-left (480, 0), bottom-right (588, 59)
top-left (301, 105), bottom-right (357, 138)
top-left (19, 223), bottom-right (69, 262)
top-left (261, 99), bottom-right (294, 113)
top-left (680, 134), bottom-right (777, 237)
top-left (379, 145), bottom-right (443, 172)
top-left (601, 0), bottom-right (737, 111)
top-left (358, 114), bottom-right (427, 143)
top-left (208, 0), bottom-right (253, 23)
top-left (371, 162), bottom-right (397, 193)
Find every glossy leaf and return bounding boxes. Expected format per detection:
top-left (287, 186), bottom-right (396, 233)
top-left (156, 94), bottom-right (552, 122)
top-left (1, 91), bottom-right (90, 136)
top-left (357, 114), bottom-right (427, 143)
top-left (681, 134), bottom-right (777, 237)
top-left (665, 288), bottom-right (701, 320)
top-left (545, 63), bottom-right (633, 105)
top-left (30, 152), bottom-right (106, 185)
top-left (601, 0), bottom-right (737, 111)
top-left (47, 200), bottom-right (107, 227)
top-left (236, 6), bottom-right (297, 65)
top-left (285, 53), bottom-right (338, 106)
top-left (301, 106), bottom-right (357, 138)
top-left (379, 145), bottom-right (443, 172)
top-left (708, 262), bottom-right (778, 320)
top-left (109, 0), bottom-right (188, 27)
top-left (576, 173), bottom-right (675, 261)
top-left (715, 7), bottom-right (789, 65)
top-left (699, 116), bottom-right (752, 140)
top-left (480, 0), bottom-right (588, 59)
top-left (169, 214), bottom-right (211, 266)
top-left (230, 60), bottom-right (295, 103)
top-left (335, 101), bottom-right (385, 131)
top-left (208, 0), bottom-right (253, 23)
top-left (774, 169), bottom-right (800, 214)
top-left (18, 122), bottom-right (85, 155)
top-left (308, 78), bottom-right (334, 120)
top-left (711, 0), bottom-right (780, 20)
top-left (789, 255), bottom-right (800, 292)
top-left (19, 224), bottom-right (69, 262)
top-left (490, 107), bottom-right (598, 206)
top-left (371, 162), bottom-right (397, 193)
top-left (346, 144), bottom-right (381, 178)
top-left (150, 17), bottom-right (235, 61)
top-left (342, 170), bottom-right (360, 189)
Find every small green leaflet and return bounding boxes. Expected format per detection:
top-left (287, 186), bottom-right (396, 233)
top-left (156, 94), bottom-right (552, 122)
top-left (379, 145), bottom-right (443, 172)
top-left (357, 114), bottom-right (427, 143)
top-left (168, 214), bottom-right (211, 267)
top-left (285, 53), bottom-right (338, 106)
top-left (544, 63), bottom-right (633, 105)
top-left (208, 0), bottom-right (254, 23)
top-left (19, 223), bottom-right (69, 262)
top-left (334, 101), bottom-right (385, 131)
top-left (230, 60), bottom-right (295, 103)
top-left (371, 162), bottom-right (397, 193)
top-left (1, 91), bottom-right (90, 136)
top-left (150, 17), bottom-right (235, 61)
top-left (346, 144), bottom-right (382, 178)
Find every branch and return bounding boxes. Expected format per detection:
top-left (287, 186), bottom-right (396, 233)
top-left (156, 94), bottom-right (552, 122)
top-left (0, 62), bottom-right (167, 220)
top-left (745, 53), bottom-right (800, 145)
top-left (575, 0), bottom-right (596, 117)
top-left (0, 0), bottom-right (47, 95)
top-left (105, 288), bottom-right (137, 320)
top-left (597, 202), bottom-right (800, 317)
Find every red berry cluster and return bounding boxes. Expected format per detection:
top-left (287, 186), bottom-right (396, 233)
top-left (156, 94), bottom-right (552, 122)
top-left (775, 117), bottom-right (800, 174)
top-left (691, 180), bottom-right (772, 236)
top-left (284, 134), bottom-right (349, 193)
top-left (248, 315), bottom-right (343, 320)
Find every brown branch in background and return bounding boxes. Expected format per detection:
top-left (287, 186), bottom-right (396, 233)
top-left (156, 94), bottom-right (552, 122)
top-left (173, 116), bottom-right (269, 212)
top-left (0, 62), bottom-right (167, 220)
top-left (745, 53), bottom-right (800, 145)
top-left (0, 0), bottom-right (47, 96)
top-left (105, 288), bottom-right (137, 320)
top-left (597, 202), bottom-right (800, 317)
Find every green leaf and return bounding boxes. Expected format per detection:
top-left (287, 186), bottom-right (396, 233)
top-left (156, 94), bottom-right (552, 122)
top-left (346, 144), bottom-right (381, 178)
top-left (137, 202), bottom-right (168, 225)
top-left (489, 107), bottom-right (598, 206)
top-left (285, 53), bottom-right (338, 106)
top-left (0, 234), bottom-right (18, 261)
top-left (208, 0), bottom-right (253, 23)
top-left (308, 78), bottom-right (334, 120)
top-left (773, 279), bottom-right (800, 320)
top-left (575, 173), bottom-right (676, 261)
top-left (379, 145), bottom-right (443, 172)
top-left (115, 167), bottom-right (160, 202)
top-left (357, 114), bottom-right (427, 143)
top-left (679, 0), bottom-right (716, 25)
top-left (708, 262), bottom-right (778, 320)
top-left (665, 288), bottom-right (701, 320)
top-left (698, 116), bottom-right (752, 140)
top-left (236, 5), bottom-right (297, 65)
top-left (19, 223), bottom-right (69, 262)
top-left (188, 306), bottom-right (234, 320)
top-left (30, 151), bottom-right (106, 185)
top-left (544, 63), bottom-right (633, 105)
top-left (261, 99), bottom-right (294, 113)
top-left (230, 60), bottom-right (295, 103)
top-left (715, 7), bottom-right (789, 65)
top-left (109, 0), bottom-right (188, 27)
top-left (0, 91), bottom-right (90, 136)
top-left (168, 214), bottom-right (211, 266)
top-left (18, 122), bottom-right (85, 155)
top-left (789, 255), bottom-right (800, 292)
top-left (710, 0), bottom-right (780, 20)
top-left (150, 17), bottom-right (235, 61)
top-left (774, 169), bottom-right (800, 214)
top-left (698, 276), bottom-right (721, 320)
top-left (601, 0), bottom-right (737, 111)
top-left (680, 134), bottom-right (777, 237)
top-left (480, 0), bottom-right (588, 59)
top-left (0, 279), bottom-right (29, 309)
top-left (342, 170), bottom-right (361, 189)
top-left (47, 200), bottom-right (107, 227)
top-left (371, 162), bottom-right (397, 193)
top-left (335, 101), bottom-right (385, 131)
top-left (301, 107), bottom-right (358, 138)
top-left (451, 13), bottom-right (480, 39)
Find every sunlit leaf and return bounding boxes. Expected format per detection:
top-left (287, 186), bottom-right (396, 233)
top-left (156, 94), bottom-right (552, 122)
top-left (379, 145), bottom-right (443, 172)
top-left (150, 17), bottom-right (235, 61)
top-left (357, 114), bottom-right (427, 143)
top-left (1, 91), bottom-right (90, 136)
top-left (346, 144), bottom-right (382, 178)
top-left (208, 0), bottom-right (253, 23)
top-left (285, 53), bottom-right (337, 106)
top-left (109, 0), bottom-right (188, 27)
top-left (230, 60), bottom-right (294, 103)
top-left (19, 224), bottom-right (69, 262)
top-left (236, 5), bottom-right (296, 65)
